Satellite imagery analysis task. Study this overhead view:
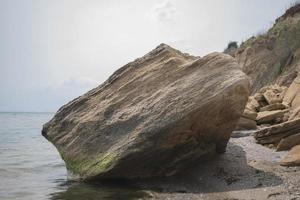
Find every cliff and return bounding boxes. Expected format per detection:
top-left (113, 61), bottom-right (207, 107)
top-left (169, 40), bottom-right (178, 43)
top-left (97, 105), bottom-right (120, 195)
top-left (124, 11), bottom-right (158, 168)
top-left (235, 4), bottom-right (300, 92)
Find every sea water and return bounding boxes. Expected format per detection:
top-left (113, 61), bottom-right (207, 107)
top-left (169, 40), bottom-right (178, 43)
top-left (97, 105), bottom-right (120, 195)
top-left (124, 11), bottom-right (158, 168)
top-left (0, 112), bottom-right (146, 200)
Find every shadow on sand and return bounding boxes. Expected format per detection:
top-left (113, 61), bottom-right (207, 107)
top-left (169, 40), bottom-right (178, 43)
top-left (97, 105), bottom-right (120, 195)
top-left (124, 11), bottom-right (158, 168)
top-left (49, 142), bottom-right (283, 199)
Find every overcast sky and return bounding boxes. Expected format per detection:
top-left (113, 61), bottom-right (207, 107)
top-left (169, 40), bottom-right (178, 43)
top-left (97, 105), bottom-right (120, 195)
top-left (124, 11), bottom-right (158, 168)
top-left (0, 0), bottom-right (297, 112)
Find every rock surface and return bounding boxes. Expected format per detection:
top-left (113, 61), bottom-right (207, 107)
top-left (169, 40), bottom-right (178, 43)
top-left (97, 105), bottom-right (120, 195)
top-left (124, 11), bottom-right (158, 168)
top-left (277, 132), bottom-right (300, 151)
top-left (281, 144), bottom-right (300, 166)
top-left (256, 110), bottom-right (285, 125)
top-left (235, 117), bottom-right (257, 131)
top-left (289, 106), bottom-right (300, 121)
top-left (260, 103), bottom-right (287, 112)
top-left (42, 44), bottom-right (250, 180)
top-left (240, 85), bottom-right (289, 129)
top-left (250, 73), bottom-right (300, 162)
top-left (262, 87), bottom-right (285, 105)
top-left (254, 118), bottom-right (300, 145)
top-left (242, 109), bottom-right (257, 121)
top-left (245, 96), bottom-right (260, 112)
top-left (283, 74), bottom-right (300, 108)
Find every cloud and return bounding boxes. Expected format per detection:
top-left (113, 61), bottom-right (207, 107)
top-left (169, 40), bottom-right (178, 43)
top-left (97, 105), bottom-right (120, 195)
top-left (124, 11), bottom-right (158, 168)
top-left (150, 0), bottom-right (178, 22)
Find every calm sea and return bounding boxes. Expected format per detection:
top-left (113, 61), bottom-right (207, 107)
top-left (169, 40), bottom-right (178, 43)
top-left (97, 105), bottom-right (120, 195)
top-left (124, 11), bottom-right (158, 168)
top-left (0, 112), bottom-right (147, 200)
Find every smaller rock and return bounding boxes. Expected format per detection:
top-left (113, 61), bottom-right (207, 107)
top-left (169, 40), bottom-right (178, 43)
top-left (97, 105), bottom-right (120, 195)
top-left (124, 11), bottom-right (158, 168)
top-left (280, 145), bottom-right (300, 166)
top-left (259, 103), bottom-right (288, 112)
top-left (242, 109), bottom-right (258, 120)
top-left (235, 117), bottom-right (257, 130)
top-left (255, 118), bottom-right (300, 137)
top-left (254, 92), bottom-right (265, 102)
top-left (274, 117), bottom-right (284, 124)
top-left (245, 96), bottom-right (260, 112)
top-left (277, 133), bottom-right (300, 151)
top-left (256, 110), bottom-right (285, 125)
top-left (292, 92), bottom-right (300, 108)
top-left (289, 106), bottom-right (300, 121)
top-left (254, 93), bottom-right (268, 108)
top-left (283, 75), bottom-right (300, 107)
top-left (254, 118), bottom-right (300, 145)
top-left (263, 88), bottom-right (283, 105)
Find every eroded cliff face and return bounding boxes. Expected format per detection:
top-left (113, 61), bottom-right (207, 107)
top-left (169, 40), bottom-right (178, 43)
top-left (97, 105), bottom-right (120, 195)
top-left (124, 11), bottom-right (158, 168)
top-left (235, 4), bottom-right (300, 92)
top-left (42, 44), bottom-right (249, 180)
top-left (232, 4), bottom-right (300, 167)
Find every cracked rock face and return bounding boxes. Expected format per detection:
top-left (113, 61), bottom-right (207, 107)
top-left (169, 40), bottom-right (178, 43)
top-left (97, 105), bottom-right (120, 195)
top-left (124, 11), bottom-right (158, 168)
top-left (42, 44), bottom-right (250, 180)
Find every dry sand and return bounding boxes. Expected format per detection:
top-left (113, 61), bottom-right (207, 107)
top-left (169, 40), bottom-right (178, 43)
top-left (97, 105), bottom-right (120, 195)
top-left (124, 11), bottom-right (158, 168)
top-left (138, 136), bottom-right (300, 200)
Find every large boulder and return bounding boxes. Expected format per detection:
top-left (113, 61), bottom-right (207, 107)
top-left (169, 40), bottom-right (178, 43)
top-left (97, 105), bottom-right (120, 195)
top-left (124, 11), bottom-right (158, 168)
top-left (42, 44), bottom-right (250, 180)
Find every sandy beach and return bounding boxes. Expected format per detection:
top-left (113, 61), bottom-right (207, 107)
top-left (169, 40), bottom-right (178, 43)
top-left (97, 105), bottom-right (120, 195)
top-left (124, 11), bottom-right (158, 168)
top-left (133, 136), bottom-right (300, 199)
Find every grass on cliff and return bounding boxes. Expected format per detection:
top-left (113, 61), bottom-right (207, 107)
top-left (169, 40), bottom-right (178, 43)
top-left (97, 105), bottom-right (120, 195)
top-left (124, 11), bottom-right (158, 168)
top-left (240, 9), bottom-right (300, 50)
